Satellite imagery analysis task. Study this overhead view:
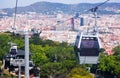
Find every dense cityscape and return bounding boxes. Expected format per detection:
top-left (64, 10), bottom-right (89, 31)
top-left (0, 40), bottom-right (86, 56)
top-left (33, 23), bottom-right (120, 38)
top-left (0, 12), bottom-right (120, 55)
top-left (0, 1), bottom-right (120, 78)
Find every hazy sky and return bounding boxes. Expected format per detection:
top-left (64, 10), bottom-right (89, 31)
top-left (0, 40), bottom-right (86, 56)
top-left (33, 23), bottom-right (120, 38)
top-left (1, 0), bottom-right (120, 9)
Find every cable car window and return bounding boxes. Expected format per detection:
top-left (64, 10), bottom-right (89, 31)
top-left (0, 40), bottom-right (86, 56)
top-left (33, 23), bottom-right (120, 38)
top-left (80, 37), bottom-right (99, 49)
top-left (75, 36), bottom-right (80, 46)
top-left (80, 37), bottom-right (100, 56)
top-left (10, 49), bottom-right (17, 55)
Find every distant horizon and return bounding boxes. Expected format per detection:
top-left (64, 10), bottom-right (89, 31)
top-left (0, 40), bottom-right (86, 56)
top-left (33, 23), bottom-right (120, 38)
top-left (1, 0), bottom-right (120, 9)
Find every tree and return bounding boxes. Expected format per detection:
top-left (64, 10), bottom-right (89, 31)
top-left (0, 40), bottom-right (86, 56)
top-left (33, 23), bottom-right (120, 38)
top-left (0, 34), bottom-right (11, 59)
top-left (66, 67), bottom-right (94, 78)
top-left (30, 41), bottom-right (78, 78)
top-left (61, 60), bottom-right (77, 72)
top-left (0, 34), bottom-right (11, 47)
top-left (30, 44), bottom-right (49, 66)
top-left (41, 62), bottom-right (62, 78)
top-left (113, 45), bottom-right (120, 55)
top-left (13, 38), bottom-right (24, 49)
top-left (98, 53), bottom-right (120, 77)
top-left (30, 37), bottom-right (43, 45)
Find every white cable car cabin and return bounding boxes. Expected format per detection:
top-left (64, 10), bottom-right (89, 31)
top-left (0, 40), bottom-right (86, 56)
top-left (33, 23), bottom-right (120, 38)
top-left (74, 32), bottom-right (102, 64)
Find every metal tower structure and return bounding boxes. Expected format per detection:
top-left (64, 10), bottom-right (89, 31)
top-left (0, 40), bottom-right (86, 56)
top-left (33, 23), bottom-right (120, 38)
top-left (13, 0), bottom-right (30, 78)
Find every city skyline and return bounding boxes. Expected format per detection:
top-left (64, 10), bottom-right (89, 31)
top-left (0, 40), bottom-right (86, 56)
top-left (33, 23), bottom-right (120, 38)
top-left (1, 0), bottom-right (120, 9)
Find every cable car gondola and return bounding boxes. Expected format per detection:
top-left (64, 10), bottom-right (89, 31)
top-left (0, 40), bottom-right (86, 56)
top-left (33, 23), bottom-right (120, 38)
top-left (74, 32), bottom-right (102, 64)
top-left (73, 1), bottom-right (107, 64)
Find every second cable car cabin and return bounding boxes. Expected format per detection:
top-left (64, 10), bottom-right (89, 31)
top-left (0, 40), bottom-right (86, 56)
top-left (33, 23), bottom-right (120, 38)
top-left (74, 32), bottom-right (102, 64)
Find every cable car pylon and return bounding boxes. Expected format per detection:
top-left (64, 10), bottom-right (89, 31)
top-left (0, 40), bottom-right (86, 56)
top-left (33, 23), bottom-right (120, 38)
top-left (12, 0), bottom-right (30, 77)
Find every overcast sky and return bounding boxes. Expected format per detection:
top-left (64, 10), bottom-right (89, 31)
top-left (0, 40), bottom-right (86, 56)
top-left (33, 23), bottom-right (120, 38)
top-left (1, 0), bottom-right (120, 9)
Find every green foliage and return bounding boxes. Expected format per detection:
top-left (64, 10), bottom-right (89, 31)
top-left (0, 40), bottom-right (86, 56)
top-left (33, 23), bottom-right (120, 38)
top-left (30, 36), bottom-right (59, 46)
top-left (13, 38), bottom-right (24, 49)
top-left (30, 37), bottom-right (43, 45)
top-left (30, 42), bottom-right (77, 78)
top-left (29, 37), bottom-right (79, 78)
top-left (113, 45), bottom-right (120, 55)
top-left (0, 33), bottom-right (93, 78)
top-left (99, 45), bottom-right (120, 76)
top-left (91, 45), bottom-right (120, 77)
top-left (0, 34), bottom-right (11, 59)
top-left (41, 62), bottom-right (63, 78)
top-left (0, 33), bottom-right (11, 47)
top-left (66, 67), bottom-right (94, 78)
top-left (61, 60), bottom-right (77, 72)
top-left (99, 53), bottom-right (120, 75)
top-left (41, 61), bottom-right (77, 78)
top-left (30, 44), bottom-right (49, 66)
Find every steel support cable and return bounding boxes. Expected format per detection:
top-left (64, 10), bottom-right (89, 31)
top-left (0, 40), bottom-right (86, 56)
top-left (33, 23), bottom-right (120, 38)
top-left (53, 0), bottom-right (110, 27)
top-left (13, 0), bottom-right (18, 31)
